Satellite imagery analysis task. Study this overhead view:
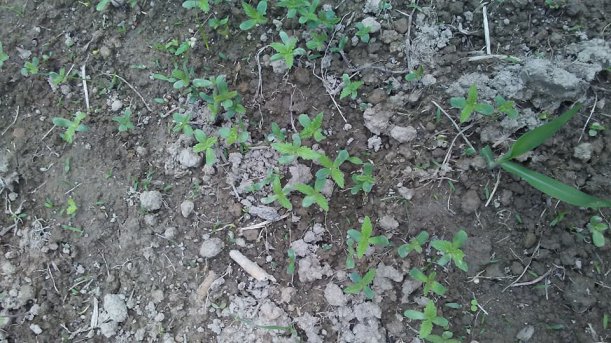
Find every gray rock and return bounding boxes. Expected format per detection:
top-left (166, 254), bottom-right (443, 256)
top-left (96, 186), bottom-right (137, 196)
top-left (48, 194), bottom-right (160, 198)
top-left (363, 0), bottom-right (381, 13)
top-left (421, 74), bottom-right (437, 86)
top-left (140, 191), bottom-right (163, 211)
top-left (361, 17), bottom-right (381, 33)
top-left (163, 227), bottom-right (176, 239)
top-left (178, 148), bottom-right (203, 169)
top-left (180, 200), bottom-right (195, 218)
top-left (29, 324), bottom-right (42, 335)
top-left (110, 99), bottom-right (123, 112)
top-left (100, 320), bottom-right (119, 338)
top-left (367, 136), bottom-right (383, 152)
top-left (270, 59), bottom-right (288, 74)
top-left (398, 187), bottom-right (415, 200)
top-left (573, 142), bottom-right (593, 161)
top-left (460, 190), bottom-right (481, 214)
top-left (521, 59), bottom-right (587, 101)
top-left (298, 255), bottom-right (332, 282)
top-left (363, 105), bottom-right (393, 135)
top-left (249, 205), bottom-right (279, 221)
top-left (390, 126), bottom-right (417, 143)
top-left (103, 294), bottom-right (128, 322)
top-left (516, 325), bottom-right (535, 342)
top-left (379, 215), bottom-right (399, 231)
top-left (287, 164), bottom-right (313, 187)
top-left (324, 283), bottom-right (347, 306)
top-left (199, 237), bottom-right (224, 258)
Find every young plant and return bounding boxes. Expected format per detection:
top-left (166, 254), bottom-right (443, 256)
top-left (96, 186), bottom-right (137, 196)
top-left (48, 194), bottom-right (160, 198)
top-left (340, 74), bottom-right (363, 100)
top-left (239, 0), bottom-right (267, 30)
top-left (21, 57), bottom-right (39, 77)
top-left (193, 129), bottom-right (218, 166)
top-left (480, 103), bottom-right (611, 208)
top-left (405, 65), bottom-right (425, 82)
top-left (96, 0), bottom-right (111, 11)
top-left (112, 108), bottom-right (135, 132)
top-left (182, 0), bottom-right (210, 13)
top-left (261, 175), bottom-right (293, 210)
top-left (293, 182), bottom-right (328, 211)
top-left (344, 269), bottom-right (376, 299)
top-left (351, 163), bottom-right (375, 195)
top-left (403, 299), bottom-right (449, 339)
top-left (587, 216), bottom-right (608, 248)
top-left (298, 112), bottom-right (325, 142)
top-left (494, 95), bottom-right (518, 118)
top-left (267, 122), bottom-right (286, 143)
top-left (152, 66), bottom-right (195, 90)
top-left (52, 112), bottom-right (89, 144)
top-left (272, 134), bottom-right (321, 164)
top-left (219, 124), bottom-right (249, 146)
top-left (49, 67), bottom-right (69, 86)
top-left (172, 112), bottom-right (193, 136)
top-left (431, 230), bottom-right (468, 272)
top-left (424, 331), bottom-right (461, 343)
top-left (347, 216), bottom-right (390, 258)
top-left (470, 297), bottom-right (479, 312)
top-left (278, 0), bottom-right (308, 18)
top-left (197, 75), bottom-right (246, 120)
top-left (354, 23), bottom-right (371, 43)
top-left (287, 248), bottom-right (297, 275)
top-left (398, 231), bottom-right (429, 258)
top-left (315, 150), bottom-right (362, 189)
top-left (270, 31), bottom-right (305, 70)
top-left (0, 41), bottom-right (8, 69)
top-left (64, 197), bottom-right (78, 216)
top-left (409, 268), bottom-right (447, 296)
top-left (588, 122), bottom-right (605, 137)
top-left (449, 84), bottom-right (494, 123)
top-left (305, 32), bottom-right (328, 52)
top-left (209, 17), bottom-right (230, 38)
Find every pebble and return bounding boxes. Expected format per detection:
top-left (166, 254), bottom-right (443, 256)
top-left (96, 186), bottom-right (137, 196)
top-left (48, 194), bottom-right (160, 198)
top-left (516, 325), bottom-right (535, 341)
top-left (460, 190), bottom-right (481, 214)
top-left (361, 17), bottom-right (381, 33)
top-left (390, 126), bottom-right (417, 143)
top-left (110, 99), bottom-right (123, 112)
top-left (573, 142), bottom-right (593, 161)
top-left (523, 231), bottom-right (537, 249)
top-left (379, 215), bottom-right (399, 231)
top-left (324, 283), bottom-right (347, 307)
top-left (103, 294), bottom-right (128, 322)
top-left (163, 227), bottom-right (176, 239)
top-left (393, 18), bottom-right (409, 34)
top-left (180, 200), bottom-right (194, 218)
top-left (29, 324), bottom-right (42, 335)
top-left (140, 191), bottom-right (163, 212)
top-left (178, 148), bottom-right (202, 169)
top-left (199, 237), bottom-right (224, 258)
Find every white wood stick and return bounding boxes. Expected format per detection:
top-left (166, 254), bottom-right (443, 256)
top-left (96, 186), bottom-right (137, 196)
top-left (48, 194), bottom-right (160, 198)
top-left (229, 250), bottom-right (276, 282)
top-left (81, 65), bottom-right (90, 112)
top-left (483, 5), bottom-right (491, 55)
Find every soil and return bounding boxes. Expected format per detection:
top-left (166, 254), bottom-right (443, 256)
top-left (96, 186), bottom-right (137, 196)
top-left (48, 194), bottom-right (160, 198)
top-left (1, 0), bottom-right (610, 342)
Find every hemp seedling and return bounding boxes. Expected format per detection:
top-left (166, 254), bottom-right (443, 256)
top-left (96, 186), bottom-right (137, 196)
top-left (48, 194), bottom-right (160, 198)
top-left (347, 216), bottom-right (390, 259)
top-left (354, 23), bottom-right (371, 43)
top-left (172, 112), bottom-right (193, 136)
top-left (450, 84), bottom-right (494, 123)
top-left (52, 112), bottom-right (89, 144)
top-left (405, 65), bottom-right (425, 81)
top-left (425, 331), bottom-right (461, 343)
top-left (270, 31), bottom-right (305, 70)
top-left (403, 299), bottom-right (449, 339)
top-left (182, 0), bottom-right (210, 13)
top-left (587, 216), bottom-right (608, 248)
top-left (209, 17), bottom-right (230, 38)
top-left (344, 269), bottom-right (376, 299)
top-left (267, 122), bottom-right (286, 142)
top-left (261, 175), bottom-right (293, 210)
top-left (193, 129), bottom-right (218, 166)
top-left (431, 230), bottom-right (468, 272)
top-left (64, 197), bottom-right (78, 216)
top-left (278, 0), bottom-right (308, 18)
top-left (298, 112), bottom-right (325, 142)
top-left (398, 231), bottom-right (429, 258)
top-left (152, 66), bottom-right (195, 90)
top-left (49, 67), bottom-right (69, 86)
top-left (494, 95), bottom-right (518, 118)
top-left (293, 182), bottom-right (328, 211)
top-left (315, 150), bottom-right (362, 189)
top-left (305, 32), bottom-right (328, 52)
top-left (21, 57), bottom-right (39, 77)
top-left (96, 0), bottom-right (111, 11)
top-left (196, 75), bottom-right (246, 120)
top-left (340, 74), bottom-right (363, 100)
top-left (588, 122), bottom-right (605, 137)
top-left (272, 134), bottom-right (321, 164)
top-left (351, 163), bottom-right (375, 195)
top-left (409, 268), bottom-right (447, 296)
top-left (112, 108), bottom-right (135, 132)
top-left (219, 124), bottom-right (249, 146)
top-left (239, 0), bottom-right (267, 30)
top-left (0, 41), bottom-right (8, 69)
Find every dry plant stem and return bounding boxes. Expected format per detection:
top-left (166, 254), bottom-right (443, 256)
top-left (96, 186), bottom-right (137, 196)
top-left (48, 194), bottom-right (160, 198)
top-left (482, 4), bottom-right (491, 55)
top-left (431, 101), bottom-right (475, 150)
top-left (437, 123), bottom-right (474, 185)
top-left (468, 54), bottom-right (522, 62)
top-left (81, 65), bottom-right (90, 111)
top-left (484, 170), bottom-right (501, 207)
top-left (229, 250), bottom-right (276, 282)
top-left (101, 73), bottom-right (153, 112)
top-left (254, 45), bottom-right (270, 101)
top-left (510, 267), bottom-right (555, 288)
top-left (239, 213), bottom-right (290, 233)
top-left (2, 106), bottom-right (19, 136)
top-left (503, 241), bottom-right (541, 292)
top-left (578, 94), bottom-right (598, 143)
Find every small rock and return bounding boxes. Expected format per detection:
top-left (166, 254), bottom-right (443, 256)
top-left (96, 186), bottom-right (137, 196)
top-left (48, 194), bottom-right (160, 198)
top-left (379, 215), bottom-right (399, 231)
top-left (390, 126), bottom-right (417, 143)
top-left (144, 214), bottom-right (157, 226)
top-left (178, 148), bottom-right (203, 169)
top-left (100, 320), bottom-right (118, 338)
top-left (421, 74), bottom-right (437, 86)
top-left (361, 17), bottom-right (381, 33)
top-left (367, 89), bottom-right (387, 104)
top-left (180, 200), bottom-right (195, 218)
top-left (103, 294), bottom-right (128, 322)
top-left (249, 206), bottom-right (279, 221)
top-left (199, 237), bottom-right (224, 258)
top-left (29, 324), bottom-right (42, 335)
top-left (394, 18), bottom-right (409, 34)
top-left (573, 142), bottom-right (593, 161)
top-left (270, 59), bottom-right (288, 74)
top-left (401, 279), bottom-right (423, 302)
top-left (99, 46), bottom-right (111, 59)
top-left (363, 0), bottom-right (381, 13)
top-left (460, 190), bottom-right (481, 214)
top-left (140, 191), bottom-right (163, 212)
top-left (324, 283), bottom-right (347, 306)
top-left (110, 99), bottom-right (123, 112)
top-left (163, 227), bottom-right (176, 239)
top-left (511, 261), bottom-right (524, 275)
top-left (397, 187), bottom-right (415, 200)
top-left (523, 232), bottom-right (537, 249)
top-left (516, 325), bottom-right (535, 342)
top-left (287, 164), bottom-right (313, 186)
top-left (367, 136), bottom-right (383, 152)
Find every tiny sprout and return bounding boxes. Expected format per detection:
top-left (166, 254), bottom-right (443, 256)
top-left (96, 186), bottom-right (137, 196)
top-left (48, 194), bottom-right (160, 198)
top-left (340, 74), bottom-right (363, 100)
top-left (588, 122), bottom-right (605, 137)
top-left (587, 216), bottom-right (608, 248)
top-left (344, 269), bottom-right (376, 299)
top-left (430, 229), bottom-right (469, 272)
top-left (52, 111), bottom-right (89, 144)
top-left (113, 108), bottom-right (135, 132)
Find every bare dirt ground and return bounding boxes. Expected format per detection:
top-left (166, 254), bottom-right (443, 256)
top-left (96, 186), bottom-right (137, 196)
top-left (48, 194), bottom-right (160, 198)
top-left (1, 0), bottom-right (610, 342)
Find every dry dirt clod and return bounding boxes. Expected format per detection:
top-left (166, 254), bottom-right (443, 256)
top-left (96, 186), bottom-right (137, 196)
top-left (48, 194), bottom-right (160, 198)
top-left (140, 191), bottom-right (162, 212)
top-left (199, 238), bottom-right (224, 258)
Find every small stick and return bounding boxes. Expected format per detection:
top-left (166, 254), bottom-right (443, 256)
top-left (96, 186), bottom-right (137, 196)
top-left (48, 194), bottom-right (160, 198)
top-left (431, 101), bottom-right (475, 150)
top-left (90, 297), bottom-right (99, 329)
top-left (578, 94), bottom-right (597, 143)
top-left (482, 4), bottom-right (491, 55)
top-left (484, 170), bottom-right (501, 207)
top-left (254, 45), bottom-right (270, 101)
top-left (509, 267), bottom-right (554, 288)
top-left (1, 106), bottom-right (19, 136)
top-left (239, 213), bottom-right (290, 233)
top-left (101, 73), bottom-right (153, 112)
top-left (503, 241), bottom-right (541, 292)
top-left (468, 54), bottom-right (522, 62)
top-left (195, 270), bottom-right (217, 302)
top-left (229, 250), bottom-right (276, 282)
top-left (81, 65), bottom-right (90, 112)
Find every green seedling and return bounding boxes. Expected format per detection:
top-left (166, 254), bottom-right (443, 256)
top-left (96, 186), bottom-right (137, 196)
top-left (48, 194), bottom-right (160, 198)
top-left (287, 248), bottom-right (296, 275)
top-left (604, 313), bottom-right (609, 330)
top-left (96, 0), bottom-right (111, 11)
top-left (587, 216), bottom-right (608, 248)
top-left (404, 299), bottom-right (449, 339)
top-left (267, 122), bottom-right (286, 142)
top-left (355, 23), bottom-right (371, 43)
top-left (64, 198), bottom-right (78, 216)
top-left (405, 65), bottom-right (425, 82)
top-left (49, 67), bottom-right (70, 86)
top-left (424, 331), bottom-right (461, 343)
top-left (0, 41), bottom-right (8, 69)
top-left (410, 268), bottom-right (447, 296)
top-left (344, 269), bottom-right (376, 299)
top-left (272, 134), bottom-right (321, 164)
top-left (312, 2), bottom-right (339, 29)
top-left (182, 0), bottom-right (209, 13)
top-left (293, 182), bottom-right (328, 211)
top-left (209, 17), bottom-right (230, 38)
top-left (244, 171), bottom-right (275, 193)
top-left (330, 36), bottom-right (348, 54)
top-left (550, 211), bottom-right (566, 227)
top-left (112, 108), bottom-right (135, 132)
top-left (239, 0), bottom-right (267, 30)
top-left (297, 0), bottom-right (320, 26)
top-left (64, 157), bottom-right (71, 174)
top-left (270, 31), bottom-right (305, 70)
top-left (21, 57), bottom-right (39, 77)
top-left (219, 125), bottom-right (249, 146)
top-left (347, 216), bottom-right (390, 258)
top-left (315, 150), bottom-right (362, 189)
top-left (481, 103), bottom-right (611, 208)
top-left (44, 198), bottom-right (54, 209)
top-left (153, 38), bottom-right (193, 56)
top-left (197, 75), bottom-right (246, 120)
top-left (278, 0), bottom-right (308, 18)
top-left (450, 84), bottom-right (494, 123)
top-left (470, 297), bottom-right (479, 312)
top-left (52, 112), bottom-right (89, 144)
top-left (193, 129), bottom-right (218, 166)
top-left (172, 112), bottom-right (193, 136)
top-left (351, 162), bottom-right (375, 195)
top-left (545, 0), bottom-right (566, 9)
top-left (298, 112), bottom-right (325, 142)
top-left (340, 74), bottom-right (363, 100)
top-left (494, 95), bottom-right (518, 118)
top-left (431, 230), bottom-right (468, 272)
top-left (345, 238), bottom-right (357, 268)
top-left (588, 122), bottom-right (605, 137)
top-left (261, 175), bottom-right (293, 210)
top-left (305, 31), bottom-right (328, 52)
top-left (398, 231), bottom-right (429, 258)
top-left (152, 66), bottom-right (194, 90)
